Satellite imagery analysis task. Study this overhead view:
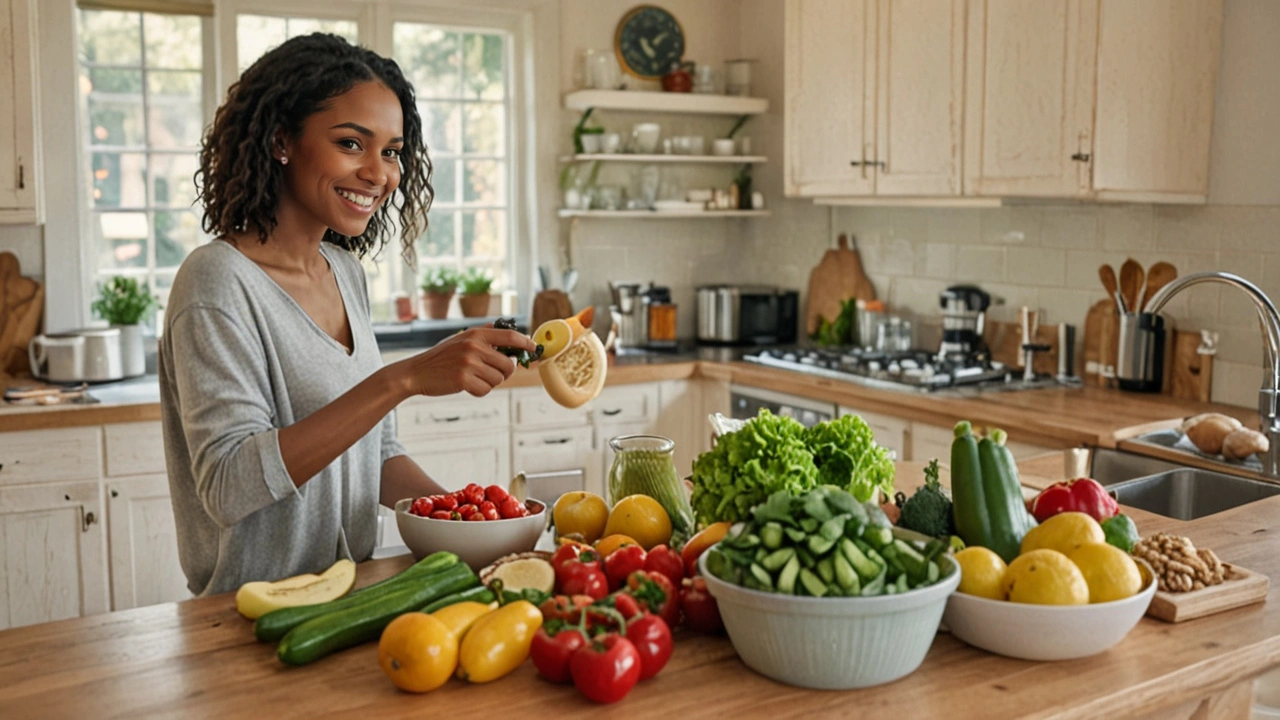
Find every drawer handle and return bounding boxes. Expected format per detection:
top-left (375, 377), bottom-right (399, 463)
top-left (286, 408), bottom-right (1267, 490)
top-left (433, 415), bottom-right (462, 423)
top-left (543, 438), bottom-right (572, 445)
top-left (601, 409), bottom-right (622, 417)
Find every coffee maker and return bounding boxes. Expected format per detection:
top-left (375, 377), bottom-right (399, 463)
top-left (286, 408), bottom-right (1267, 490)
top-left (610, 282), bottom-right (679, 352)
top-left (938, 285), bottom-right (992, 359)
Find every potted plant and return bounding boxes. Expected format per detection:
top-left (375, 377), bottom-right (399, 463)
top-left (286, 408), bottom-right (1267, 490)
top-left (458, 267), bottom-right (494, 318)
top-left (419, 267), bottom-right (459, 320)
top-left (91, 276), bottom-right (158, 378)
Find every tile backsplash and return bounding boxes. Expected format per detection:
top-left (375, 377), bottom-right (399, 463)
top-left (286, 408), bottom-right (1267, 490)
top-left (820, 203), bottom-right (1280, 409)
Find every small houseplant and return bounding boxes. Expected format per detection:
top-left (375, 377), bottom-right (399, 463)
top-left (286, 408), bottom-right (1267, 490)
top-left (91, 276), bottom-right (159, 378)
top-left (419, 267), bottom-right (459, 320)
top-left (458, 267), bottom-right (494, 318)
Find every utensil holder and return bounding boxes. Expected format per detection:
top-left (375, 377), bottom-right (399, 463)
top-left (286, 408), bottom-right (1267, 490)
top-left (1116, 312), bottom-right (1169, 392)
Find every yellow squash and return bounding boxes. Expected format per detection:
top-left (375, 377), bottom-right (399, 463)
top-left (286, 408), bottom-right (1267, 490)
top-left (431, 601), bottom-right (496, 640)
top-left (234, 559), bottom-right (356, 620)
top-left (456, 600), bottom-right (542, 683)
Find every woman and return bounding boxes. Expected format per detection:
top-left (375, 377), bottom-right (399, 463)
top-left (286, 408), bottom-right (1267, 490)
top-left (158, 34), bottom-right (535, 597)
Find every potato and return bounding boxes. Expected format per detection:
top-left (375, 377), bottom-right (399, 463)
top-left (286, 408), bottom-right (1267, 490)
top-left (1222, 428), bottom-right (1270, 461)
top-left (1179, 413), bottom-right (1242, 434)
top-left (1185, 416), bottom-right (1238, 455)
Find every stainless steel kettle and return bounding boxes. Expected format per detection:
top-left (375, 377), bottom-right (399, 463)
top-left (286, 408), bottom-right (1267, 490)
top-left (28, 328), bottom-right (125, 383)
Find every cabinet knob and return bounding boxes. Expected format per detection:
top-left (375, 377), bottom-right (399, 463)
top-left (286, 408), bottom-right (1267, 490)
top-left (1071, 152), bottom-right (1091, 163)
top-left (82, 510), bottom-right (97, 532)
top-left (111, 489), bottom-right (119, 498)
top-left (17, 163), bottom-right (23, 190)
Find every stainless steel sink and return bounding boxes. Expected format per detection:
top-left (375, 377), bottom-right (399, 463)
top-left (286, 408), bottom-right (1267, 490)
top-left (1090, 448), bottom-right (1188, 486)
top-left (1106, 468), bottom-right (1280, 521)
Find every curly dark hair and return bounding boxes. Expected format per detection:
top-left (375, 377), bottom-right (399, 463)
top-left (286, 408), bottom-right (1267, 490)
top-left (196, 33), bottom-right (431, 264)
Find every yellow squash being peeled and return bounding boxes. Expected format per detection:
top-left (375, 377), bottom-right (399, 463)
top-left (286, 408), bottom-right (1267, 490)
top-left (234, 558), bottom-right (356, 619)
top-left (535, 307), bottom-right (607, 409)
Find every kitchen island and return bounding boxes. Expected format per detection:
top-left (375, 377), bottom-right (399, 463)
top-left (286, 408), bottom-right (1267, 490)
top-left (2, 461), bottom-right (1276, 719)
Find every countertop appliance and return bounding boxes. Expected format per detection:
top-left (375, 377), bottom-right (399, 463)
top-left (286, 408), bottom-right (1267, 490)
top-left (939, 285), bottom-right (992, 358)
top-left (730, 384), bottom-right (834, 428)
top-left (28, 328), bottom-right (126, 383)
top-left (610, 282), bottom-right (648, 351)
top-left (697, 285), bottom-right (799, 346)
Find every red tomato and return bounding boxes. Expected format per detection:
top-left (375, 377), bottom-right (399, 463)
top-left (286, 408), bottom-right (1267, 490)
top-left (479, 500), bottom-right (498, 515)
top-left (485, 484), bottom-right (510, 504)
top-left (530, 625), bottom-right (587, 684)
top-left (499, 497), bottom-right (524, 519)
top-left (481, 506), bottom-right (500, 521)
top-left (456, 503), bottom-right (478, 518)
top-left (680, 576), bottom-right (723, 634)
top-left (643, 544), bottom-right (684, 588)
top-left (409, 497), bottom-right (432, 517)
top-left (465, 512), bottom-right (485, 521)
top-left (464, 483), bottom-right (486, 506)
top-left (604, 545), bottom-right (647, 592)
top-left (570, 634), bottom-right (641, 704)
top-left (432, 494), bottom-right (458, 512)
top-left (624, 613), bottom-right (673, 681)
top-left (429, 510), bottom-right (453, 521)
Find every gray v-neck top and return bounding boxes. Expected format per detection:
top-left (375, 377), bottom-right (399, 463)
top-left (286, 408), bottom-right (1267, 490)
top-left (158, 240), bottom-right (406, 596)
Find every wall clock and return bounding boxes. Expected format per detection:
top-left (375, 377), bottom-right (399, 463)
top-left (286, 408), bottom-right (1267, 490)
top-left (614, 5), bottom-right (685, 80)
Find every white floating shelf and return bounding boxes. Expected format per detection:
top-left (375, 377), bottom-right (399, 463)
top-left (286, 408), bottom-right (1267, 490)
top-left (559, 154), bottom-right (768, 164)
top-left (558, 209), bottom-right (771, 219)
top-left (564, 90), bottom-right (769, 115)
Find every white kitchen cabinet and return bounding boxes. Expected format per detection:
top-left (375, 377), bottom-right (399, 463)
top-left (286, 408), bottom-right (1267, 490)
top-left (512, 426), bottom-right (598, 497)
top-left (963, 0), bottom-right (1097, 198)
top-left (0, 481), bottom-right (108, 630)
top-left (655, 379), bottom-right (701, 478)
top-left (105, 475), bottom-right (190, 611)
top-left (0, 426), bottom-right (101, 487)
top-left (1091, 0), bottom-right (1223, 201)
top-left (785, 0), bottom-right (964, 198)
top-left (838, 406), bottom-right (911, 462)
top-left (401, 431), bottom-right (512, 493)
top-left (0, 0), bottom-right (38, 222)
top-left (911, 422), bottom-right (1059, 465)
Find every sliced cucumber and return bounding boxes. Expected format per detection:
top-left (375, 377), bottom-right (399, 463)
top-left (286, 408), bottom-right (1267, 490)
top-left (834, 553), bottom-right (860, 594)
top-left (807, 533), bottom-right (837, 557)
top-left (761, 547), bottom-right (796, 573)
top-left (839, 538), bottom-right (881, 581)
top-left (799, 568), bottom-right (827, 597)
top-left (749, 563), bottom-right (774, 591)
top-left (862, 525), bottom-right (893, 549)
top-left (816, 556), bottom-right (835, 585)
top-left (819, 515), bottom-right (846, 542)
top-left (785, 527), bottom-right (808, 544)
top-left (777, 555), bottom-right (801, 595)
top-left (760, 522), bottom-right (784, 550)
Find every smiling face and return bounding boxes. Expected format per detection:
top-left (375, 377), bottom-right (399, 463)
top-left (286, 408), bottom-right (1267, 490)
top-left (277, 80), bottom-right (405, 239)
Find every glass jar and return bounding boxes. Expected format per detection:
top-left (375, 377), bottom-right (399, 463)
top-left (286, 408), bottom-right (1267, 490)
top-left (607, 434), bottom-right (682, 509)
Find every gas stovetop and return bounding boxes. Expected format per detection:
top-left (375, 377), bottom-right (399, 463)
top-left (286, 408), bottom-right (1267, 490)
top-left (743, 346), bottom-right (1058, 394)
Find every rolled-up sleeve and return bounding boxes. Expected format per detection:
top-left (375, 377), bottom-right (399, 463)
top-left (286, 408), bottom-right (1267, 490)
top-left (379, 411), bottom-right (408, 465)
top-left (168, 304), bottom-right (300, 527)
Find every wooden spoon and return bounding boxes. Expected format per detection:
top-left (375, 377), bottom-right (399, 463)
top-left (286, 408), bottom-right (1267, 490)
top-left (1098, 265), bottom-right (1123, 312)
top-left (1119, 258), bottom-right (1144, 315)
top-left (1141, 261), bottom-right (1178, 311)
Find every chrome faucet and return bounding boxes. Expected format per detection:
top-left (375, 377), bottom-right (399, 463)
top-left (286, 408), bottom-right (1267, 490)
top-left (1144, 272), bottom-right (1280, 478)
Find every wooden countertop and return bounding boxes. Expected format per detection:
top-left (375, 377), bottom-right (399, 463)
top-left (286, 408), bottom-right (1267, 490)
top-left (0, 356), bottom-right (1255, 455)
top-left (1, 460), bottom-right (1276, 718)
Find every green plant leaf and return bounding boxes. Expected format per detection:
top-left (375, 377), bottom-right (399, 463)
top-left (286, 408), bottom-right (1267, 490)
top-left (91, 276), bottom-right (158, 325)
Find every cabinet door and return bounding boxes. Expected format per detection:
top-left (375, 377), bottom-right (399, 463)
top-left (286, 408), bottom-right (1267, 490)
top-left (402, 431), bottom-right (512, 493)
top-left (0, 481), bottom-right (108, 629)
top-left (909, 422), bottom-right (955, 468)
top-left (874, 0), bottom-right (965, 196)
top-left (838, 406), bottom-right (911, 462)
top-left (1091, 0), bottom-right (1222, 200)
top-left (512, 427), bottom-right (598, 497)
top-left (106, 475), bottom-right (190, 611)
top-left (0, 0), bottom-right (37, 218)
top-left (964, 0), bottom-right (1097, 197)
top-left (784, 0), bottom-right (876, 196)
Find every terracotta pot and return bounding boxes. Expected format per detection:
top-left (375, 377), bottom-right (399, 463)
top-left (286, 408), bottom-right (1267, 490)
top-left (459, 293), bottom-right (491, 318)
top-left (422, 291), bottom-right (453, 320)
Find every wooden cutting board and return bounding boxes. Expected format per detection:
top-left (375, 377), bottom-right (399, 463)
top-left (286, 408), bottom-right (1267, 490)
top-left (1082, 299), bottom-right (1116, 387)
top-left (804, 233), bottom-right (876, 337)
top-left (1168, 329), bottom-right (1213, 402)
top-left (1146, 564), bottom-right (1268, 623)
top-left (0, 252), bottom-right (43, 378)
top-left (530, 290), bottom-right (574, 334)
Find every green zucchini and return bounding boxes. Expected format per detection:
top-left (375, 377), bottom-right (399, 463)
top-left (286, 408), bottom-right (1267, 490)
top-left (978, 429), bottom-right (1036, 562)
top-left (421, 585), bottom-right (495, 614)
top-left (277, 563), bottom-right (478, 666)
top-left (254, 552), bottom-right (458, 643)
top-left (950, 421), bottom-right (998, 558)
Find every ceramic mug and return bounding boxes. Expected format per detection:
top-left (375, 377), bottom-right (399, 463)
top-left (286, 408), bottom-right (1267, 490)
top-left (600, 133), bottom-right (622, 154)
top-left (580, 133), bottom-right (603, 154)
top-left (712, 139), bottom-right (736, 157)
top-left (632, 123), bottom-right (661, 154)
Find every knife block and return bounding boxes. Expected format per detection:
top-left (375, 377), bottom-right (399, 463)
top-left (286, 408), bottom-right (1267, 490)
top-left (531, 290), bottom-right (574, 332)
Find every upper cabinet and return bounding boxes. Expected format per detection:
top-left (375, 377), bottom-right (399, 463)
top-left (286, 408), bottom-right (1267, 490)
top-left (787, 0), bottom-right (1225, 204)
top-left (784, 0), bottom-right (964, 197)
top-left (0, 0), bottom-right (38, 223)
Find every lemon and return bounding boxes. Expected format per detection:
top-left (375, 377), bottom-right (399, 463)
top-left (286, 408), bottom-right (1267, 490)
top-left (1068, 542), bottom-right (1144, 603)
top-left (603, 495), bottom-right (672, 550)
top-left (1020, 511), bottom-right (1105, 557)
top-left (1002, 549), bottom-right (1089, 605)
top-left (954, 547), bottom-right (1008, 600)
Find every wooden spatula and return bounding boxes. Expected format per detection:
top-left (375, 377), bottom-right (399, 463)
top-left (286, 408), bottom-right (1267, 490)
top-left (1119, 258), bottom-right (1144, 315)
top-left (1098, 265), bottom-right (1122, 311)
top-left (1141, 261), bottom-right (1178, 311)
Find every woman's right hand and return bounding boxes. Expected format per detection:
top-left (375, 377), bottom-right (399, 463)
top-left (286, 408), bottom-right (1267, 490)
top-left (393, 326), bottom-right (537, 398)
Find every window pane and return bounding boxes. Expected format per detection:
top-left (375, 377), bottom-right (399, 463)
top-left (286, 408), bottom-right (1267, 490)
top-left (91, 152), bottom-right (146, 208)
top-left (237, 15), bottom-right (287, 71)
top-left (431, 158), bottom-right (457, 205)
top-left (395, 25), bottom-right (460, 99)
top-left (360, 256), bottom-right (395, 323)
top-left (151, 153), bottom-right (200, 209)
top-left (462, 210), bottom-right (505, 261)
top-left (463, 160), bottom-right (504, 205)
top-left (286, 18), bottom-right (357, 41)
top-left (155, 211), bottom-right (203, 269)
top-left (144, 14), bottom-right (201, 70)
top-left (147, 71), bottom-right (203, 148)
top-left (463, 103), bottom-right (504, 155)
top-left (80, 11), bottom-right (141, 66)
top-left (87, 92), bottom-right (145, 147)
top-left (462, 33), bottom-right (505, 101)
top-left (95, 212), bottom-right (150, 270)
top-left (88, 67), bottom-right (142, 94)
top-left (420, 101), bottom-right (460, 155)
top-left (418, 212), bottom-right (456, 260)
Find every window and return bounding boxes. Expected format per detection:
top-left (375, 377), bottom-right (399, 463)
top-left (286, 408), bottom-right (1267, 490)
top-left (77, 9), bottom-right (209, 330)
top-left (235, 15), bottom-right (358, 73)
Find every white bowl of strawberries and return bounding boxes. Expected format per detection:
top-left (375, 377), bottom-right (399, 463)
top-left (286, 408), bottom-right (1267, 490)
top-left (396, 483), bottom-right (548, 570)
